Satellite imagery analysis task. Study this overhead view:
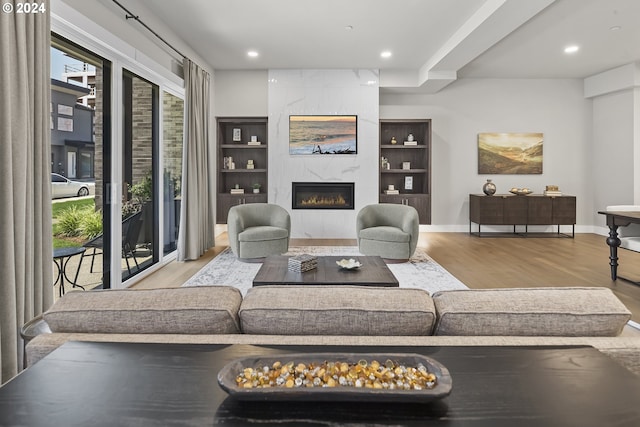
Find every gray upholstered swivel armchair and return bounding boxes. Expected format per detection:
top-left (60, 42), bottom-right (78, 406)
top-left (227, 203), bottom-right (291, 260)
top-left (356, 203), bottom-right (419, 261)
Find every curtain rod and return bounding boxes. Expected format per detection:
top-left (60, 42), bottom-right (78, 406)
top-left (111, 0), bottom-right (186, 61)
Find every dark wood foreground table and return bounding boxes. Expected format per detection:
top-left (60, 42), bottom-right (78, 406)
top-left (253, 255), bottom-right (399, 287)
top-left (2, 341), bottom-right (640, 426)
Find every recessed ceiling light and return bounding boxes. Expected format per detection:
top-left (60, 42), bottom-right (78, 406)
top-left (564, 45), bottom-right (579, 54)
top-left (345, 25), bottom-right (354, 31)
top-left (610, 25), bottom-right (621, 31)
top-left (247, 51), bottom-right (259, 58)
top-left (380, 51), bottom-right (392, 58)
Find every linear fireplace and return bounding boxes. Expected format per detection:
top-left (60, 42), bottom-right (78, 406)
top-left (292, 182), bottom-right (355, 210)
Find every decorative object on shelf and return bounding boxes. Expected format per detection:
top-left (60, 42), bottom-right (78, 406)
top-left (404, 176), bottom-right (413, 191)
top-left (478, 132), bottom-right (543, 175)
top-left (252, 183), bottom-right (261, 194)
top-left (407, 133), bottom-right (414, 142)
top-left (233, 128), bottom-right (241, 142)
top-left (381, 157), bottom-right (389, 170)
top-left (246, 159), bottom-right (254, 170)
top-left (251, 135), bottom-right (257, 142)
top-left (544, 185), bottom-right (562, 196)
top-left (336, 258), bottom-right (362, 270)
top-left (482, 179), bottom-right (496, 196)
top-left (390, 136), bottom-right (397, 145)
top-left (509, 187), bottom-right (532, 196)
top-left (229, 161), bottom-right (236, 170)
top-left (230, 184), bottom-right (244, 195)
top-left (289, 115), bottom-right (357, 155)
top-left (384, 184), bottom-right (399, 195)
top-left (402, 161), bottom-right (411, 170)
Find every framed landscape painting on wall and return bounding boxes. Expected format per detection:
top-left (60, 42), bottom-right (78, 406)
top-left (478, 132), bottom-right (543, 174)
top-left (289, 115), bottom-right (357, 155)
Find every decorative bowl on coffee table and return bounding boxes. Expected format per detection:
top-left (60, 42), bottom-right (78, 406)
top-left (217, 352), bottom-right (452, 402)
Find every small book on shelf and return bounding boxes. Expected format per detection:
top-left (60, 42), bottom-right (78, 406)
top-left (230, 189), bottom-right (245, 194)
top-left (384, 189), bottom-right (400, 195)
top-left (544, 191), bottom-right (562, 196)
top-left (247, 141), bottom-right (261, 146)
top-left (403, 141), bottom-right (418, 146)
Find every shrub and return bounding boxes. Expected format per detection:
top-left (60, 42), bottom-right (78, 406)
top-left (56, 206), bottom-right (85, 237)
top-left (55, 206), bottom-right (103, 239)
top-left (80, 208), bottom-right (103, 239)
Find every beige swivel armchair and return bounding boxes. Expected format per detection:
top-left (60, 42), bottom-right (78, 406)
top-left (356, 203), bottom-right (419, 261)
top-left (227, 203), bottom-right (290, 260)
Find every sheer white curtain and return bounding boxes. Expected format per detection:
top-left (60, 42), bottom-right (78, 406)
top-left (0, 0), bottom-right (54, 383)
top-left (178, 59), bottom-right (215, 261)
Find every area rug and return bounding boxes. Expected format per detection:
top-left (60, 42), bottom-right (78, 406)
top-left (182, 246), bottom-right (468, 296)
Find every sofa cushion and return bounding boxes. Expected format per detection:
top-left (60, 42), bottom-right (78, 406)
top-left (239, 285), bottom-right (435, 335)
top-left (43, 287), bottom-right (242, 334)
top-left (432, 287), bottom-right (631, 337)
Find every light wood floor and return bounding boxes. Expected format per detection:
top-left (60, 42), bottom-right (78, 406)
top-left (133, 232), bottom-right (640, 333)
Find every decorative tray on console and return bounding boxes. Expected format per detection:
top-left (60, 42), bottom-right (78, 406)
top-left (217, 353), bottom-right (452, 402)
top-left (509, 187), bottom-right (533, 196)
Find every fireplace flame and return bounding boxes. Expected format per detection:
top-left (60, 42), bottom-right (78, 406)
top-left (301, 194), bottom-right (347, 206)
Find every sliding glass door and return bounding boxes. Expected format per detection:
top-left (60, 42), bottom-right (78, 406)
top-left (50, 36), bottom-right (112, 291)
top-left (121, 70), bottom-right (159, 281)
top-left (162, 92), bottom-right (184, 255)
top-left (50, 27), bottom-right (184, 291)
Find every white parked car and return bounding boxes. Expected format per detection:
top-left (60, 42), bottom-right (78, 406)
top-left (51, 173), bottom-right (95, 199)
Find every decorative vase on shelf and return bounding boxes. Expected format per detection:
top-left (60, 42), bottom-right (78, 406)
top-left (390, 136), bottom-right (397, 145)
top-left (482, 179), bottom-right (496, 196)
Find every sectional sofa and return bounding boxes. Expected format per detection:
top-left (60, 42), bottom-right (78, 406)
top-left (25, 285), bottom-right (640, 376)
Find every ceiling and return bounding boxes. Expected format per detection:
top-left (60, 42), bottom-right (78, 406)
top-left (119, 0), bottom-right (640, 93)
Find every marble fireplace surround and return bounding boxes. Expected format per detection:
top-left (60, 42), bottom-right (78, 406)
top-left (268, 69), bottom-right (379, 239)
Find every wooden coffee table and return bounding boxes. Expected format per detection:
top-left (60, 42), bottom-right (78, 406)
top-left (252, 255), bottom-right (399, 287)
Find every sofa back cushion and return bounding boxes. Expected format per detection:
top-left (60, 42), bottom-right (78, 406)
top-left (44, 287), bottom-right (242, 334)
top-left (432, 287), bottom-right (631, 337)
top-left (239, 285), bottom-right (435, 335)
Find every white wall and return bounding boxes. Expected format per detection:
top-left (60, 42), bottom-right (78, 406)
top-left (214, 71), bottom-right (268, 117)
top-left (214, 75), bottom-right (596, 232)
top-left (381, 78), bottom-right (591, 230)
top-left (591, 89), bottom-right (636, 226)
top-left (268, 70), bottom-right (380, 238)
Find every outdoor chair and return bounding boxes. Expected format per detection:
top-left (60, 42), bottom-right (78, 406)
top-left (82, 210), bottom-right (144, 275)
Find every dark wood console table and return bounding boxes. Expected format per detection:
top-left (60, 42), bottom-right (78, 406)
top-left (2, 341), bottom-right (640, 426)
top-left (598, 209), bottom-right (640, 284)
top-left (470, 194), bottom-right (576, 237)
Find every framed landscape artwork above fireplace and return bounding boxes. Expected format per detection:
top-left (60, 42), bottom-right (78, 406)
top-left (289, 115), bottom-right (357, 155)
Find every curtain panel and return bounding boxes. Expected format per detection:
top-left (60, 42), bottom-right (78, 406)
top-left (0, 0), bottom-right (53, 383)
top-left (178, 59), bottom-right (215, 261)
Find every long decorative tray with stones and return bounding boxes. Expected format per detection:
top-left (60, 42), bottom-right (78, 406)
top-left (217, 353), bottom-right (452, 402)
